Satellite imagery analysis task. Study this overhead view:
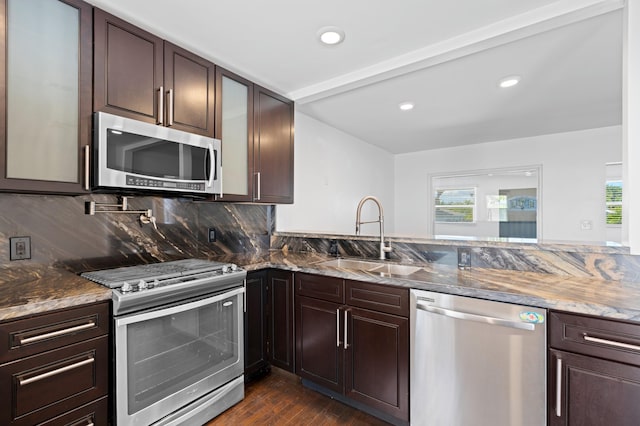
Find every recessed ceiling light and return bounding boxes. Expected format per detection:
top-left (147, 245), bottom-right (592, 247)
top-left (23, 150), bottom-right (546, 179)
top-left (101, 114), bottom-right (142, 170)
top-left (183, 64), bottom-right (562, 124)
top-left (498, 76), bottom-right (521, 88)
top-left (318, 27), bottom-right (345, 45)
top-left (399, 102), bottom-right (414, 111)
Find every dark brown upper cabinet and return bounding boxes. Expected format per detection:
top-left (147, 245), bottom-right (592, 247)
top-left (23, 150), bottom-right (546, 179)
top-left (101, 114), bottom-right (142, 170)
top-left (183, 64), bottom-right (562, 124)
top-left (0, 0), bottom-right (92, 194)
top-left (215, 70), bottom-right (294, 204)
top-left (94, 9), bottom-right (215, 138)
top-left (253, 86), bottom-right (294, 204)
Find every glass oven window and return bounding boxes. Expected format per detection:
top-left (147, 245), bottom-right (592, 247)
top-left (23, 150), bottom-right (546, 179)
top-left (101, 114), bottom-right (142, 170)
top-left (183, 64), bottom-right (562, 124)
top-left (106, 128), bottom-right (209, 180)
top-left (125, 295), bottom-right (239, 414)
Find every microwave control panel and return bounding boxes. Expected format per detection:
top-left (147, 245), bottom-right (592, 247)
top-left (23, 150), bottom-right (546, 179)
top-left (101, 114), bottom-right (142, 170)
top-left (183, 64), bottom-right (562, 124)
top-left (126, 175), bottom-right (205, 192)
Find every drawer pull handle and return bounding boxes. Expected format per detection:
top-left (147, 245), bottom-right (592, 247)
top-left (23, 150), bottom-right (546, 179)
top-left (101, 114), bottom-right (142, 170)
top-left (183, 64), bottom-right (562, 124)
top-left (583, 334), bottom-right (640, 352)
top-left (19, 356), bottom-right (94, 386)
top-left (20, 321), bottom-right (96, 345)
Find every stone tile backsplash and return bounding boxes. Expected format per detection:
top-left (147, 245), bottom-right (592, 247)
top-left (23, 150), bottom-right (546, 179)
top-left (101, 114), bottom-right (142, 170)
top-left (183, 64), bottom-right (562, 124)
top-left (0, 193), bottom-right (273, 273)
top-left (2, 192), bottom-right (640, 283)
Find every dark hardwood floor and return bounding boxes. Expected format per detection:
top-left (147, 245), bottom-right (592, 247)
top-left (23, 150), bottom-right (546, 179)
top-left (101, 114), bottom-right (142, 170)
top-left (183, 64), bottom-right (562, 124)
top-left (207, 368), bottom-right (390, 425)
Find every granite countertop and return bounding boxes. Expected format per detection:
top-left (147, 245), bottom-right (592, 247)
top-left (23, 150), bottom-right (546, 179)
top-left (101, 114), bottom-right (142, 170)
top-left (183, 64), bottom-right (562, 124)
top-left (233, 251), bottom-right (640, 322)
top-left (2, 250), bottom-right (640, 322)
top-left (0, 266), bottom-right (112, 321)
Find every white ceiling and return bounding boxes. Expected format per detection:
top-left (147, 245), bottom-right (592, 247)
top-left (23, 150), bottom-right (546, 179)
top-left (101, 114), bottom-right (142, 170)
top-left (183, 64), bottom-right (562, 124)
top-left (87, 0), bottom-right (623, 154)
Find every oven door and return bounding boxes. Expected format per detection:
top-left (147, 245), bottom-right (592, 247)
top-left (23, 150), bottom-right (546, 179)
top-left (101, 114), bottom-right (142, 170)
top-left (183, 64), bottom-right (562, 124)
top-left (114, 287), bottom-right (244, 426)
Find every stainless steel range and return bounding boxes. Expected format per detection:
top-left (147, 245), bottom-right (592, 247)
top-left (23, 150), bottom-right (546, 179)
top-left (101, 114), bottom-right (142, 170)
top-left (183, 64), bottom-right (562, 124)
top-left (82, 259), bottom-right (246, 426)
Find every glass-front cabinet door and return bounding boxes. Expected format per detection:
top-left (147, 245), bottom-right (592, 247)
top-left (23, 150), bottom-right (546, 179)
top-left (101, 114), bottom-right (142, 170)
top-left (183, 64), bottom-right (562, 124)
top-left (214, 67), bottom-right (254, 201)
top-left (0, 0), bottom-right (92, 193)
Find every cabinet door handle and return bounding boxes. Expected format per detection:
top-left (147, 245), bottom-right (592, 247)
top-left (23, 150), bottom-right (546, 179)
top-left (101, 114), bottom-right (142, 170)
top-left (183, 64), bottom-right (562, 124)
top-left (219, 165), bottom-right (223, 199)
top-left (254, 172), bottom-right (261, 201)
top-left (157, 86), bottom-right (164, 125)
top-left (167, 89), bottom-right (174, 126)
top-left (344, 309), bottom-right (349, 349)
top-left (555, 357), bottom-right (562, 417)
top-left (19, 321), bottom-right (96, 345)
top-left (584, 334), bottom-right (640, 351)
top-left (336, 308), bottom-right (341, 347)
top-left (84, 145), bottom-right (90, 191)
top-left (18, 356), bottom-right (94, 386)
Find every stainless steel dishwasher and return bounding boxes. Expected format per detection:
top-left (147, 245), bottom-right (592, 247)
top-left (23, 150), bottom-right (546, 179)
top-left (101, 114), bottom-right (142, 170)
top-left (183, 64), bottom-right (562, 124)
top-left (410, 289), bottom-right (546, 426)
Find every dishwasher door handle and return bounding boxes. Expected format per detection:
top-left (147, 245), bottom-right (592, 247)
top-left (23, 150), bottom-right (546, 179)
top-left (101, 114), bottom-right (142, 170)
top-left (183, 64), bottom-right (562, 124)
top-left (416, 301), bottom-right (536, 331)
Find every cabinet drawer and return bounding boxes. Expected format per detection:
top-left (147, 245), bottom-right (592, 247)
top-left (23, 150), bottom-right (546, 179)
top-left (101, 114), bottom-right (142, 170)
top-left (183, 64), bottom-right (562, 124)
top-left (296, 273), bottom-right (344, 303)
top-left (346, 280), bottom-right (409, 317)
top-left (39, 396), bottom-right (108, 426)
top-left (0, 302), bottom-right (110, 363)
top-left (0, 335), bottom-right (108, 426)
top-left (550, 311), bottom-right (640, 366)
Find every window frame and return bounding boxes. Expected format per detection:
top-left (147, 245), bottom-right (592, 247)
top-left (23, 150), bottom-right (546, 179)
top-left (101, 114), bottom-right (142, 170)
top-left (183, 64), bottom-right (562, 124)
top-left (433, 187), bottom-right (477, 224)
top-left (605, 179), bottom-right (622, 226)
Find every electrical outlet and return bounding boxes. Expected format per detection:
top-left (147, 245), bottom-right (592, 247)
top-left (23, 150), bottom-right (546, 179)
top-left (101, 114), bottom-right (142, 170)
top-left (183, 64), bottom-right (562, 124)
top-left (207, 228), bottom-right (217, 243)
top-left (10, 236), bottom-right (31, 261)
top-left (457, 247), bottom-right (471, 269)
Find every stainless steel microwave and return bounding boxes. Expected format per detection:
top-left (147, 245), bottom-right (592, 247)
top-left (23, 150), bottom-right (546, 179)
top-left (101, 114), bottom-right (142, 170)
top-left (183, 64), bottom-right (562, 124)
top-left (93, 112), bottom-right (221, 195)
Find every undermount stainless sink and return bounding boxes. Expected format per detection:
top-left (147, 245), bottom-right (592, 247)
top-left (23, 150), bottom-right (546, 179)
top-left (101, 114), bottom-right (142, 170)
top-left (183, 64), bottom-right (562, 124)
top-left (368, 263), bottom-right (422, 276)
top-left (319, 258), bottom-right (422, 276)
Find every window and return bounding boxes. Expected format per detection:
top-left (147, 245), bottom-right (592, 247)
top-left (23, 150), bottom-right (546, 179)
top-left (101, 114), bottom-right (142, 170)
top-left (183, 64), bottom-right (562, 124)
top-left (606, 180), bottom-right (622, 225)
top-left (434, 188), bottom-right (476, 223)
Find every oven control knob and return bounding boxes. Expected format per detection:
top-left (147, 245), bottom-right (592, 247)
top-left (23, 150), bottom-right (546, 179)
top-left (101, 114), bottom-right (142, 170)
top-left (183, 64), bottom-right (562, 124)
top-left (230, 264), bottom-right (238, 272)
top-left (138, 279), bottom-right (147, 290)
top-left (121, 281), bottom-right (132, 293)
top-left (222, 265), bottom-right (229, 274)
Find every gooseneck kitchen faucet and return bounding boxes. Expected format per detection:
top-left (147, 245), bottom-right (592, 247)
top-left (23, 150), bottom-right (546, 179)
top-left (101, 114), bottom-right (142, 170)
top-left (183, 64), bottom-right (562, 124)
top-left (355, 195), bottom-right (392, 260)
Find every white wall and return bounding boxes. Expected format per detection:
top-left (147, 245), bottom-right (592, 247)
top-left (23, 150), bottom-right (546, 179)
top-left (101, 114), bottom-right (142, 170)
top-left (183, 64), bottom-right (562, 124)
top-left (276, 112), bottom-right (395, 236)
top-left (624, 1), bottom-right (640, 253)
top-left (394, 126), bottom-right (622, 243)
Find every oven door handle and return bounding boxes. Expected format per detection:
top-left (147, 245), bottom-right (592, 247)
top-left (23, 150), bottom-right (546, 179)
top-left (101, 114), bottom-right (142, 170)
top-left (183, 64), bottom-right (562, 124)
top-left (115, 286), bottom-right (245, 326)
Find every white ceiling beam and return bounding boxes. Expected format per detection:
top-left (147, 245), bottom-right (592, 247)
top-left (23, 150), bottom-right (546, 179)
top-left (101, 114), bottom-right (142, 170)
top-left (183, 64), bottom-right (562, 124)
top-left (291, 0), bottom-right (624, 104)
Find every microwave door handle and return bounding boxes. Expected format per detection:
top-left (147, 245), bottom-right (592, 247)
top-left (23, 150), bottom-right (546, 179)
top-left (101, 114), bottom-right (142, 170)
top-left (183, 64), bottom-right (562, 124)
top-left (207, 145), bottom-right (216, 189)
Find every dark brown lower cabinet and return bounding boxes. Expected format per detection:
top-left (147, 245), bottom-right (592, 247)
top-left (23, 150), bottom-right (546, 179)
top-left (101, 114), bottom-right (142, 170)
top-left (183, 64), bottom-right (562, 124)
top-left (296, 295), bottom-right (343, 392)
top-left (295, 273), bottom-right (409, 424)
top-left (549, 310), bottom-right (640, 426)
top-left (549, 349), bottom-right (640, 425)
top-left (244, 270), bottom-right (269, 380)
top-left (0, 302), bottom-right (110, 425)
top-left (267, 269), bottom-right (295, 371)
top-left (345, 307), bottom-right (408, 417)
top-left (244, 269), bottom-right (295, 381)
